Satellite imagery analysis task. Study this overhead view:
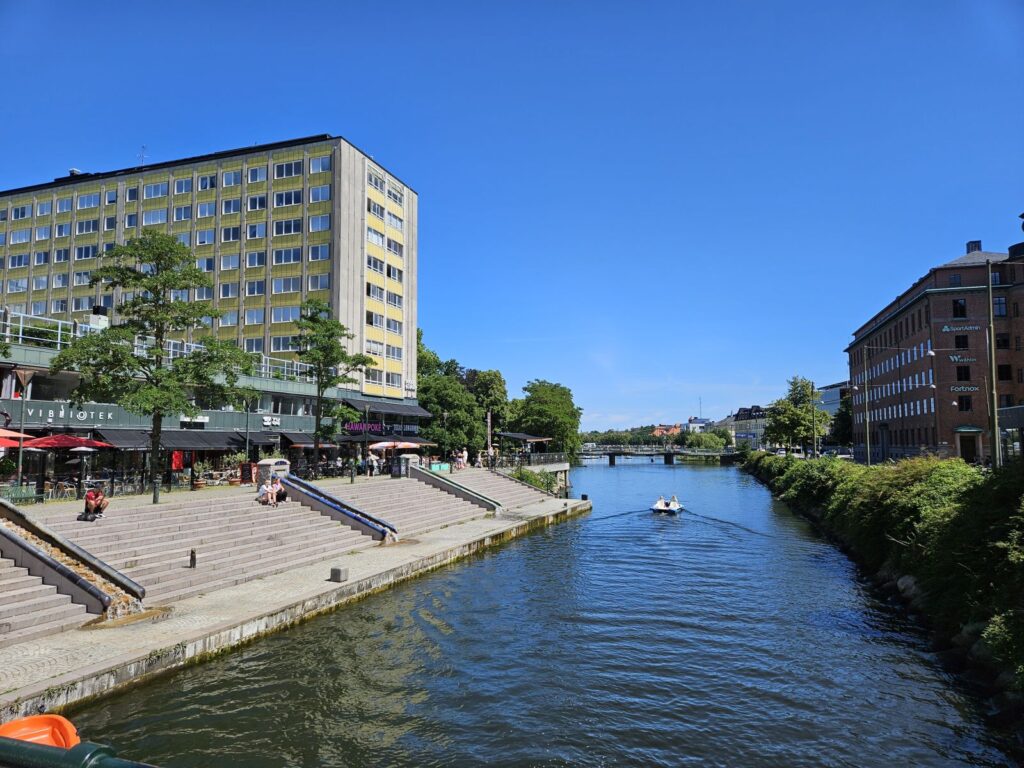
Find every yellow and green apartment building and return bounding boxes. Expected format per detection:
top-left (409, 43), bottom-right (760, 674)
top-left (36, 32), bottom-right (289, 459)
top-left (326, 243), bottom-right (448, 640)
top-left (0, 135), bottom-right (420, 429)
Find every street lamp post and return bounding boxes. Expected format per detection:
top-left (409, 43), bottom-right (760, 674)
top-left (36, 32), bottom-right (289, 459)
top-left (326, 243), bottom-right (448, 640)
top-left (15, 370), bottom-right (34, 486)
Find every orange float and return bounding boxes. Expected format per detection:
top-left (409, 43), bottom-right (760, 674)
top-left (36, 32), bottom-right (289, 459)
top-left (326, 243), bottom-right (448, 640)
top-left (0, 714), bottom-right (81, 748)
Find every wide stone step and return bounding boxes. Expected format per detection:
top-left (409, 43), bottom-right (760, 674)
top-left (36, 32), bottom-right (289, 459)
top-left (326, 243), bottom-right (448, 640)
top-left (44, 499), bottom-right (297, 536)
top-left (0, 590), bottom-right (72, 621)
top-left (0, 573), bottom-right (46, 593)
top-left (0, 610), bottom-right (90, 651)
top-left (0, 599), bottom-right (84, 634)
top-left (0, 583), bottom-right (59, 604)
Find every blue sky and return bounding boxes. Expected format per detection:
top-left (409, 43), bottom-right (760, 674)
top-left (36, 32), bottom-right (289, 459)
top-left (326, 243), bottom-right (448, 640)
top-left (2, 1), bottom-right (1022, 430)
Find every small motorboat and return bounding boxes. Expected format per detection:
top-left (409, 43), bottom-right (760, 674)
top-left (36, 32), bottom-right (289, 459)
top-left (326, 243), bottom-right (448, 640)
top-left (651, 495), bottom-right (682, 514)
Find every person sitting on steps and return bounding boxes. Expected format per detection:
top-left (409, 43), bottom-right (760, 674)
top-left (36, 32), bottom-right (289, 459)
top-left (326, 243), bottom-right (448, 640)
top-left (81, 486), bottom-right (109, 520)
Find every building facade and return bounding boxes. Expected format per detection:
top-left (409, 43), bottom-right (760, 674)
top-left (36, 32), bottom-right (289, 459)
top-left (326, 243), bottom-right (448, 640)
top-left (733, 406), bottom-right (766, 449)
top-left (0, 134), bottom-right (418, 404)
top-left (846, 241), bottom-right (1022, 464)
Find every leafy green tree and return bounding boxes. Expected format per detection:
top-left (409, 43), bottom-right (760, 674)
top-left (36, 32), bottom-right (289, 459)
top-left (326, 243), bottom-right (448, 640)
top-left (710, 427), bottom-right (733, 447)
top-left (417, 328), bottom-right (442, 377)
top-left (465, 368), bottom-right (509, 439)
top-left (683, 431), bottom-right (726, 451)
top-left (418, 373), bottom-right (485, 457)
top-left (295, 299), bottom-right (374, 469)
top-left (512, 379), bottom-right (583, 460)
top-left (764, 376), bottom-right (831, 450)
top-left (50, 231), bottom-right (253, 503)
top-left (831, 395), bottom-right (853, 446)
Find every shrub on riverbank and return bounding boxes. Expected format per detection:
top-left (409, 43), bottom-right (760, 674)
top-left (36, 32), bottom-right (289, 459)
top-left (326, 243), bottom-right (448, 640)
top-left (512, 466), bottom-right (557, 494)
top-left (744, 452), bottom-right (1024, 687)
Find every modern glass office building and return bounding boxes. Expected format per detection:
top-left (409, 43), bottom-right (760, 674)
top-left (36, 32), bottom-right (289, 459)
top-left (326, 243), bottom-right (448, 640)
top-left (0, 134), bottom-right (417, 403)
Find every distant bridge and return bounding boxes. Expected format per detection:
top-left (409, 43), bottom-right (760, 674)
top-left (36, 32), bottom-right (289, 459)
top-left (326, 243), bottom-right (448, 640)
top-left (580, 445), bottom-right (738, 465)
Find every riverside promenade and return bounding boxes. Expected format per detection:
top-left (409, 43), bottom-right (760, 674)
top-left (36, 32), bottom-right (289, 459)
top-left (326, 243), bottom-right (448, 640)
top-left (0, 486), bottom-right (590, 722)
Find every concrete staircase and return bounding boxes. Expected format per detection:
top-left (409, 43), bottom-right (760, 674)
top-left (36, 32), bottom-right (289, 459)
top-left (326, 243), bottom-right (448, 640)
top-left (31, 493), bottom-right (377, 606)
top-left (0, 556), bottom-right (89, 649)
top-left (444, 468), bottom-right (552, 509)
top-left (320, 477), bottom-right (488, 538)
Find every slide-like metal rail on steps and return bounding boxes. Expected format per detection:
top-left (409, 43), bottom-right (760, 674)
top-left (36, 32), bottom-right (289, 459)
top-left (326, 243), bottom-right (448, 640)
top-left (281, 475), bottom-right (399, 543)
top-left (411, 466), bottom-right (503, 513)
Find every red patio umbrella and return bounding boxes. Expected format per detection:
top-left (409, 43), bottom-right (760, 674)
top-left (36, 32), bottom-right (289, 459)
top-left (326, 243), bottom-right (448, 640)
top-left (0, 437), bottom-right (22, 448)
top-left (23, 435), bottom-right (114, 450)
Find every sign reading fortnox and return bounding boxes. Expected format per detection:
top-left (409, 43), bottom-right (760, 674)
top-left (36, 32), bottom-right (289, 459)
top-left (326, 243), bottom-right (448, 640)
top-left (950, 385), bottom-right (980, 393)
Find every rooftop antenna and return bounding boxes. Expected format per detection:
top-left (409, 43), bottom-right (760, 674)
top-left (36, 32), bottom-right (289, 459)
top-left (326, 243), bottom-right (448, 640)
top-left (137, 145), bottom-right (147, 167)
top-left (699, 397), bottom-right (702, 419)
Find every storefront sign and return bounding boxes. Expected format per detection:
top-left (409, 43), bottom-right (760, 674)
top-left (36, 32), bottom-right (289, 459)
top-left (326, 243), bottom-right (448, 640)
top-left (950, 385), bottom-right (980, 393)
top-left (948, 355), bottom-right (977, 363)
top-left (26, 406), bottom-right (116, 422)
top-left (262, 416), bottom-right (282, 427)
top-left (345, 422), bottom-right (384, 433)
top-left (941, 324), bottom-right (981, 332)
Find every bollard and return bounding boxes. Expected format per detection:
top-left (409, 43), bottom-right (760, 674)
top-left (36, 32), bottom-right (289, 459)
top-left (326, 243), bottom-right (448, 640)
top-left (329, 566), bottom-right (349, 583)
top-left (581, 494), bottom-right (588, 501)
top-left (188, 549), bottom-right (196, 569)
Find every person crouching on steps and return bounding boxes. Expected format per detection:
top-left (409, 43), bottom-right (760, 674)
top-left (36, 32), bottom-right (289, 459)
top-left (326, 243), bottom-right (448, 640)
top-left (83, 486), bottom-right (109, 519)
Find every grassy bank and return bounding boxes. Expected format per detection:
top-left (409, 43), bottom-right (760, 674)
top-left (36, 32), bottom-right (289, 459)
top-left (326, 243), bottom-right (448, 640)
top-left (744, 452), bottom-right (1024, 690)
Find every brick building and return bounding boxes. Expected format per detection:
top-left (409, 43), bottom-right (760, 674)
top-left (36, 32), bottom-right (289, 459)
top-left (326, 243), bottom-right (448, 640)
top-left (847, 240), bottom-right (1020, 464)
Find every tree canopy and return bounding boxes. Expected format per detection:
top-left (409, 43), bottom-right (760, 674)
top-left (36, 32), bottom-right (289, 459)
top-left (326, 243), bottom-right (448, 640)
top-left (764, 376), bottom-right (831, 450)
top-left (513, 379), bottom-right (583, 459)
top-left (50, 230), bottom-right (253, 502)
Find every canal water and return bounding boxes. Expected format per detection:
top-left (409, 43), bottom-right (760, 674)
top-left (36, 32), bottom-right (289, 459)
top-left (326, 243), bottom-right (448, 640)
top-left (70, 461), bottom-right (1016, 767)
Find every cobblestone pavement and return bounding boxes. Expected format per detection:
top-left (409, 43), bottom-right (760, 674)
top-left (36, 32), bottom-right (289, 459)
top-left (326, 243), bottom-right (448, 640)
top-left (0, 495), bottom-right (585, 720)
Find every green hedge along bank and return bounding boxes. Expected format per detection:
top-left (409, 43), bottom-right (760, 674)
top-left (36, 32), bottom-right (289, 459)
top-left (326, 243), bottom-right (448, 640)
top-left (743, 452), bottom-right (1024, 707)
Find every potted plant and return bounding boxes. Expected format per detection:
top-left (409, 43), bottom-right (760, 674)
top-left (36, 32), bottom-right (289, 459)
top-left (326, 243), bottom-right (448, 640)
top-left (192, 460), bottom-right (212, 489)
top-left (225, 451), bottom-right (248, 485)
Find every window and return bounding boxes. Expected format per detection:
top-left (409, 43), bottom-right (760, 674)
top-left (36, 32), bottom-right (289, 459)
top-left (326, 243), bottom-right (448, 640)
top-left (271, 335), bottom-right (299, 352)
top-left (34, 251), bottom-right (49, 266)
top-left (387, 265), bottom-right (403, 282)
top-left (32, 275), bottom-right (48, 290)
top-left (77, 193), bottom-right (100, 209)
top-left (76, 219), bottom-right (99, 234)
top-left (196, 229), bottom-right (215, 245)
top-left (309, 214), bottom-right (330, 232)
top-left (366, 311), bottom-right (384, 328)
top-left (1000, 393), bottom-right (1015, 408)
top-left (954, 334), bottom-right (969, 350)
top-left (222, 170), bottom-right (242, 187)
top-left (124, 213), bottom-right (138, 228)
top-left (247, 223), bottom-right (266, 240)
top-left (386, 291), bottom-right (403, 308)
top-left (387, 187), bottom-right (404, 206)
top-left (220, 311), bottom-right (238, 327)
top-left (246, 251), bottom-right (266, 268)
top-left (367, 199), bottom-right (384, 219)
top-left (174, 178), bottom-right (192, 195)
top-left (7, 278), bottom-right (27, 293)
top-left (958, 395), bottom-right (972, 412)
top-left (105, 190), bottom-right (117, 205)
top-left (996, 333), bottom-right (1010, 350)
top-left (36, 225), bottom-right (51, 240)
top-left (994, 297), bottom-right (1007, 317)
top-left (952, 298), bottom-right (967, 318)
top-left (247, 194), bottom-right (266, 211)
top-left (53, 273), bottom-right (69, 287)
top-left (273, 218), bottom-right (302, 236)
top-left (198, 174), bottom-right (216, 190)
top-left (104, 216), bottom-right (116, 231)
top-left (8, 253), bottom-right (27, 268)
top-left (272, 306), bottom-right (301, 323)
top-left (386, 211), bottom-right (403, 230)
top-left (365, 368), bottom-right (383, 384)
top-left (309, 244), bottom-right (329, 261)
top-left (274, 189), bottom-right (302, 207)
top-left (73, 271), bottom-right (91, 286)
top-left (386, 372), bottom-right (402, 388)
top-left (244, 338), bottom-right (264, 353)
top-left (949, 274), bottom-right (962, 287)
top-left (367, 255), bottom-right (384, 274)
top-left (368, 171), bottom-right (384, 191)
top-left (272, 277), bottom-right (301, 294)
top-left (222, 198), bottom-right (241, 215)
top-left (386, 238), bottom-right (403, 257)
top-left (55, 223), bottom-right (70, 238)
top-left (221, 253), bottom-right (240, 270)
top-left (367, 227), bottom-right (385, 247)
top-left (220, 282), bottom-right (238, 298)
top-left (273, 248), bottom-right (301, 265)
top-left (74, 245), bottom-right (97, 260)
top-left (197, 202), bottom-right (216, 218)
top-left (248, 166), bottom-right (267, 183)
top-left (175, 233), bottom-right (190, 247)
top-left (142, 183), bottom-right (167, 200)
top-left (386, 317), bottom-right (402, 334)
top-left (308, 273), bottom-right (330, 291)
top-left (142, 209), bottom-right (167, 226)
top-left (173, 205), bottom-right (192, 222)
top-left (274, 160), bottom-right (303, 178)
top-left (37, 201), bottom-right (51, 216)
top-left (246, 280), bottom-right (265, 296)
top-left (0, 208), bottom-right (6, 222)
top-left (310, 155), bottom-right (331, 173)
top-left (367, 283), bottom-right (385, 301)
top-left (196, 257), bottom-right (214, 272)
top-left (124, 188), bottom-right (138, 203)
top-left (244, 308), bottom-right (265, 325)
top-left (365, 340), bottom-right (383, 356)
top-left (57, 197), bottom-right (73, 212)
top-left (386, 344), bottom-right (403, 360)
top-left (31, 301), bottom-right (45, 315)
top-left (998, 364), bottom-right (1012, 381)
top-left (992, 270), bottom-right (1002, 285)
top-left (54, 248), bottom-right (69, 263)
top-left (51, 299), bottom-right (68, 313)
top-left (310, 184), bottom-right (330, 203)
top-left (222, 226), bottom-right (241, 243)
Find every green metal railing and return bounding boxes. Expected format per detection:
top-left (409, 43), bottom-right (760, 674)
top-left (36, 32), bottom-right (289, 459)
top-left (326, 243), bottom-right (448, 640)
top-left (0, 736), bottom-right (157, 767)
